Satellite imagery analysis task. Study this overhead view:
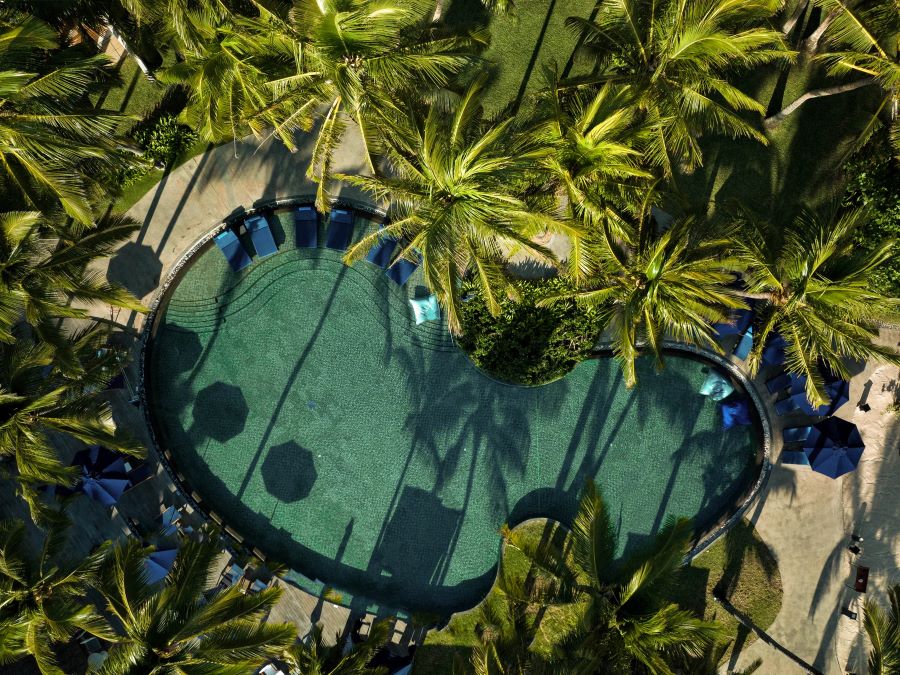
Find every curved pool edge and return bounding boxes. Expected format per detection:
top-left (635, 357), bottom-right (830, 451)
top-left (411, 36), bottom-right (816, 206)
top-left (136, 194), bottom-right (772, 619)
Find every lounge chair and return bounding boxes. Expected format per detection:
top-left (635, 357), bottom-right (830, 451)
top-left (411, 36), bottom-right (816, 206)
top-left (733, 326), bottom-right (753, 360)
top-left (774, 397), bottom-right (798, 416)
top-left (294, 206), bottom-right (318, 248)
top-left (386, 253), bottom-right (420, 286)
top-left (713, 307), bottom-right (753, 337)
top-left (248, 578), bottom-right (268, 594)
top-left (245, 215), bottom-right (278, 258)
top-left (782, 426), bottom-right (812, 443)
top-left (325, 208), bottom-right (354, 250)
top-left (214, 230), bottom-right (252, 271)
top-left (766, 372), bottom-right (792, 393)
top-left (366, 230), bottom-right (397, 268)
top-left (782, 450), bottom-right (810, 466)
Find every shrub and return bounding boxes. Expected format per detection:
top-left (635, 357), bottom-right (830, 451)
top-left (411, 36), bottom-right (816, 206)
top-left (133, 114), bottom-right (198, 168)
top-left (843, 132), bottom-right (900, 298)
top-left (457, 277), bottom-right (599, 385)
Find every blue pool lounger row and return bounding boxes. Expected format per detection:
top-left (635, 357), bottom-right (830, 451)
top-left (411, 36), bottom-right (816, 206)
top-left (245, 215), bottom-right (278, 258)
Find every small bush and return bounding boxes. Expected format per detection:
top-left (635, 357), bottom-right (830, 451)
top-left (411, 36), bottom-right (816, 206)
top-left (457, 277), bottom-right (599, 385)
top-left (133, 114), bottom-right (198, 167)
top-left (843, 132), bottom-right (900, 298)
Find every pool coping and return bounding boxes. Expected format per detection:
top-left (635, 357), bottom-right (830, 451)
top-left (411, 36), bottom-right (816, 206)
top-left (137, 194), bottom-right (773, 617)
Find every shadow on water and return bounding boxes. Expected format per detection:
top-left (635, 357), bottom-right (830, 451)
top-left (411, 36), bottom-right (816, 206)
top-left (191, 382), bottom-right (248, 443)
top-left (261, 442), bottom-right (317, 503)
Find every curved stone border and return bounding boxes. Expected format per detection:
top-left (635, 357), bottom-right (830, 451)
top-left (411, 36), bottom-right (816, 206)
top-left (137, 197), bottom-right (772, 613)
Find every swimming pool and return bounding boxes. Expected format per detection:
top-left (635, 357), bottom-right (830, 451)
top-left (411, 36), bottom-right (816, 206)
top-left (144, 206), bottom-right (763, 613)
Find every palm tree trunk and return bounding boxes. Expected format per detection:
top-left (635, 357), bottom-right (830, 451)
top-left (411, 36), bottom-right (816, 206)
top-left (781, 0), bottom-right (809, 35)
top-left (764, 78), bottom-right (876, 127)
top-left (801, 8), bottom-right (840, 53)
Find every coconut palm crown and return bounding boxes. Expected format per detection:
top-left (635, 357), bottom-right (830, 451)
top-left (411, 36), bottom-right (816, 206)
top-left (342, 80), bottom-right (579, 333)
top-left (733, 206), bottom-right (900, 406)
top-left (95, 535), bottom-right (296, 674)
top-left (567, 0), bottom-right (790, 176)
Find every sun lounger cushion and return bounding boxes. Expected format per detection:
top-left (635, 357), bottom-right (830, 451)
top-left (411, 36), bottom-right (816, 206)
top-left (325, 209), bottom-right (354, 250)
top-left (409, 295), bottom-right (440, 325)
top-left (714, 308), bottom-right (753, 337)
top-left (214, 230), bottom-right (252, 271)
top-left (366, 234), bottom-right (397, 268)
top-left (733, 326), bottom-right (753, 360)
top-left (295, 206), bottom-right (318, 248)
top-left (782, 426), bottom-right (812, 443)
top-left (699, 371), bottom-right (734, 401)
top-left (782, 450), bottom-right (810, 466)
top-left (245, 215), bottom-right (277, 257)
top-left (721, 398), bottom-right (752, 429)
top-left (386, 257), bottom-right (419, 286)
top-left (766, 372), bottom-right (792, 393)
top-left (774, 397), bottom-right (798, 416)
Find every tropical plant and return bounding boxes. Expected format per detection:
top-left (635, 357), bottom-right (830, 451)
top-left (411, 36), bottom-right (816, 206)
top-left (864, 583), bottom-right (900, 675)
top-left (95, 535), bottom-right (296, 674)
top-left (459, 598), bottom-right (554, 675)
top-left (0, 326), bottom-right (143, 523)
top-left (342, 80), bottom-right (576, 333)
top-left (0, 14), bottom-right (131, 223)
top-left (535, 73), bottom-right (654, 278)
top-left (500, 480), bottom-right (721, 674)
top-left (541, 215), bottom-right (744, 387)
top-left (567, 0), bottom-right (790, 176)
top-left (285, 619), bottom-right (390, 674)
top-left (732, 205), bottom-right (900, 406)
top-left (0, 210), bottom-right (145, 371)
top-left (0, 518), bottom-right (114, 675)
top-left (767, 0), bottom-right (899, 158)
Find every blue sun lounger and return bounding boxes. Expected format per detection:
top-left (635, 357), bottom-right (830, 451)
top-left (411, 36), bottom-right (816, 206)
top-left (733, 326), bottom-right (753, 360)
top-left (386, 254), bottom-right (420, 286)
top-left (325, 208), bottom-right (354, 250)
top-left (294, 206), bottom-right (318, 248)
top-left (366, 230), bottom-right (397, 268)
top-left (774, 397), bottom-right (798, 416)
top-left (714, 307), bottom-right (754, 337)
top-left (245, 215), bottom-right (277, 258)
top-left (214, 230), bottom-right (251, 271)
top-left (783, 426), bottom-right (812, 443)
top-left (782, 450), bottom-right (810, 466)
top-left (766, 372), bottom-right (793, 393)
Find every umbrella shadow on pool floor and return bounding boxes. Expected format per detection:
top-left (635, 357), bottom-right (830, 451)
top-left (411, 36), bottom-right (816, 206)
top-left (261, 442), bottom-right (317, 502)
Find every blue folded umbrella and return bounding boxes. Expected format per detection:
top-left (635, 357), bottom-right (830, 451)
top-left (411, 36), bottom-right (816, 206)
top-left (733, 326), bottom-right (753, 360)
top-left (713, 307), bottom-right (754, 337)
top-left (366, 232), bottom-right (397, 268)
top-left (325, 209), bottom-right (354, 250)
top-left (214, 230), bottom-right (252, 271)
top-left (245, 215), bottom-right (277, 258)
top-left (804, 417), bottom-right (864, 479)
top-left (782, 426), bottom-right (812, 443)
top-left (294, 206), bottom-right (318, 248)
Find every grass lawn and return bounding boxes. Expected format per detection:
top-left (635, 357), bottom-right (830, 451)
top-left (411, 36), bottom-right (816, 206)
top-left (442, 0), bottom-right (596, 115)
top-left (413, 518), bottom-right (781, 672)
top-left (91, 55), bottom-right (167, 129)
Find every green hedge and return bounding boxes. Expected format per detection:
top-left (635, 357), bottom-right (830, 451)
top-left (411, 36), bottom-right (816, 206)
top-left (844, 132), bottom-right (900, 298)
top-left (457, 277), bottom-right (599, 385)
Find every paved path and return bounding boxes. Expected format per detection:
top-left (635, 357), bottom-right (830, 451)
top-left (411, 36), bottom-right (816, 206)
top-left (104, 125), bottom-right (900, 670)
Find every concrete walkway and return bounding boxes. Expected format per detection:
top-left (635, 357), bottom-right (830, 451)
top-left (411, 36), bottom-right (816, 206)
top-left (104, 127), bottom-right (900, 671)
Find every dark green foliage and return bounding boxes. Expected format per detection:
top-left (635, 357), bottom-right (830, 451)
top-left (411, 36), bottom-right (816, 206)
top-left (133, 114), bottom-right (198, 168)
top-left (845, 133), bottom-right (900, 298)
top-left (457, 277), bottom-right (599, 385)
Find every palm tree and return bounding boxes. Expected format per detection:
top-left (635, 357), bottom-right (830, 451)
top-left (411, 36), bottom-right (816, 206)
top-left (767, 0), bottom-right (899, 157)
top-left (0, 15), bottom-right (131, 223)
top-left (0, 210), bottom-right (145, 372)
top-left (535, 73), bottom-right (654, 279)
top-left (0, 326), bottom-right (143, 523)
top-left (732, 206), bottom-right (900, 406)
top-left (0, 517), bottom-right (115, 675)
top-left (460, 598), bottom-right (555, 675)
top-left (541, 215), bottom-right (744, 387)
top-left (864, 583), bottom-right (900, 675)
top-left (285, 619), bottom-right (390, 674)
top-left (95, 535), bottom-right (296, 674)
top-left (501, 480), bottom-right (721, 674)
top-left (342, 80), bottom-right (576, 333)
top-left (567, 0), bottom-right (789, 176)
